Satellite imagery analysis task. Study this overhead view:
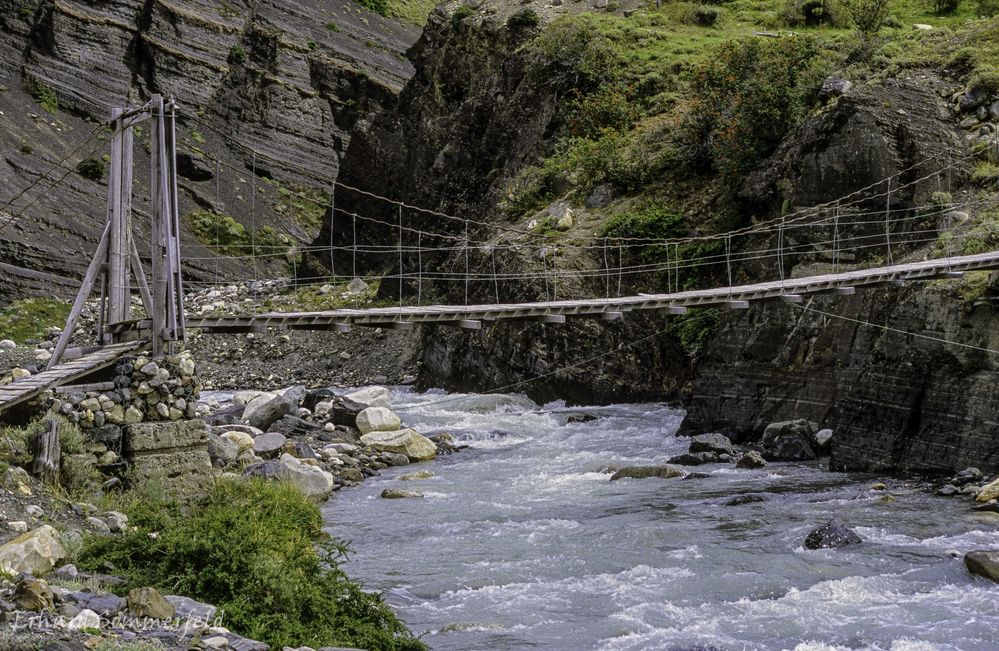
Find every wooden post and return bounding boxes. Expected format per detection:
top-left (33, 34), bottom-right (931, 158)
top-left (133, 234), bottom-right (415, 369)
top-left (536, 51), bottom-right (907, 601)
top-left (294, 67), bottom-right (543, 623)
top-left (167, 100), bottom-right (186, 344)
top-left (149, 94), bottom-right (166, 356)
top-left (31, 420), bottom-right (60, 486)
top-left (108, 110), bottom-right (129, 328)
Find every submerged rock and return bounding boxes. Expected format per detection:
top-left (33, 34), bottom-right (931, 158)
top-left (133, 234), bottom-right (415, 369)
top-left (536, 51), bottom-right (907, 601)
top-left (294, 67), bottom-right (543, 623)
top-left (381, 488), bottom-right (424, 499)
top-left (804, 519), bottom-right (862, 550)
top-left (725, 494), bottom-right (767, 507)
top-left (609, 466), bottom-right (685, 481)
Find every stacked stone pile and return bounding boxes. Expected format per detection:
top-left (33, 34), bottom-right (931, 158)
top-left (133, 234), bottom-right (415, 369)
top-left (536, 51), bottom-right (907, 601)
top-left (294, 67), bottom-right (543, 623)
top-left (49, 351), bottom-right (201, 430)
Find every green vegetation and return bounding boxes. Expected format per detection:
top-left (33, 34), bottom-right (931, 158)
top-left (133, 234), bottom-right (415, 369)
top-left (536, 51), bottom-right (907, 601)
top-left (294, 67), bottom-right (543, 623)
top-left (228, 44), bottom-right (246, 65)
top-left (30, 81), bottom-right (58, 115)
top-left (972, 161), bottom-right (999, 185)
top-left (674, 309), bottom-right (722, 354)
top-left (351, 0), bottom-right (437, 25)
top-left (76, 158), bottom-right (106, 181)
top-left (509, 9), bottom-right (541, 29)
top-left (326, 20), bottom-right (342, 32)
top-left (0, 419), bottom-right (102, 498)
top-left (0, 297), bottom-right (70, 343)
top-left (263, 178), bottom-right (327, 236)
top-left (186, 210), bottom-right (292, 257)
top-left (684, 36), bottom-right (822, 180)
top-left (77, 479), bottom-right (425, 650)
top-left (453, 5), bottom-right (474, 21)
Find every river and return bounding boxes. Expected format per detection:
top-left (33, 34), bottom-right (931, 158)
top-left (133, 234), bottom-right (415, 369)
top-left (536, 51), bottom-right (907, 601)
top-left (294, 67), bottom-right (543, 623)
top-left (322, 388), bottom-right (999, 651)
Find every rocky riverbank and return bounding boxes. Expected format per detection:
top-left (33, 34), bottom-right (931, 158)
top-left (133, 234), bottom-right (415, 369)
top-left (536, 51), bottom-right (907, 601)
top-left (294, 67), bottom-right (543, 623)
top-left (0, 344), bottom-right (451, 649)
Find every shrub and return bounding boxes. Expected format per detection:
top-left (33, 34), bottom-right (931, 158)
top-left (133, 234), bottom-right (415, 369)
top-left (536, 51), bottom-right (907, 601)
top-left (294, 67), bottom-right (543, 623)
top-left (508, 8), bottom-right (540, 29)
top-left (526, 19), bottom-right (622, 89)
top-left (978, 0), bottom-right (999, 15)
top-left (31, 81), bottom-right (58, 115)
top-left (77, 479), bottom-right (426, 650)
top-left (682, 36), bottom-right (820, 182)
top-left (326, 20), bottom-right (342, 32)
top-left (933, 0), bottom-right (960, 12)
top-left (601, 203), bottom-right (686, 264)
top-left (692, 5), bottom-right (722, 26)
top-left (841, 0), bottom-right (892, 41)
top-left (564, 84), bottom-right (641, 139)
top-left (76, 158), bottom-right (106, 181)
top-left (227, 44), bottom-right (246, 64)
top-left (674, 309), bottom-right (722, 355)
top-left (186, 210), bottom-right (248, 255)
top-left (781, 0), bottom-right (841, 26)
top-left (453, 5), bottom-right (474, 20)
top-left (968, 67), bottom-right (999, 97)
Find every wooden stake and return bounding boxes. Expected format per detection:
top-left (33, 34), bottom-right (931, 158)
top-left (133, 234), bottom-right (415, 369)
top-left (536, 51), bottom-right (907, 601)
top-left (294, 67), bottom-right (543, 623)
top-left (31, 420), bottom-right (61, 486)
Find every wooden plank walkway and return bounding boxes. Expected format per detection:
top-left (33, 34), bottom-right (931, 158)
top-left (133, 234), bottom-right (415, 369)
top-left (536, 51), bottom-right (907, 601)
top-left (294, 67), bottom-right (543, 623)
top-left (0, 342), bottom-right (143, 414)
top-left (184, 250), bottom-right (999, 333)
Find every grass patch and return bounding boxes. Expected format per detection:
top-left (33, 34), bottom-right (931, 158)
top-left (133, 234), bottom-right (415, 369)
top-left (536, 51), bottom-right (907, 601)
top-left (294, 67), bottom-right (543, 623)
top-left (0, 419), bottom-right (101, 499)
top-left (186, 210), bottom-right (292, 257)
top-left (351, 0), bottom-right (437, 25)
top-left (77, 478), bottom-right (425, 650)
top-left (30, 81), bottom-right (58, 115)
top-left (0, 297), bottom-right (70, 343)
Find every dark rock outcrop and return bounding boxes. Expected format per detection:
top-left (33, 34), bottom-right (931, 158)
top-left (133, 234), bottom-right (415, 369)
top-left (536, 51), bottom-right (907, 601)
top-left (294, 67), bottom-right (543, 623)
top-left (609, 465), bottom-right (685, 481)
top-left (804, 520), bottom-right (862, 550)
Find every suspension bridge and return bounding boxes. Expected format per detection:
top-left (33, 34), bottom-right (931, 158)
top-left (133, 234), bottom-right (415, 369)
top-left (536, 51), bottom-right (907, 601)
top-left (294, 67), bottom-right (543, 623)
top-left (1, 95), bottom-right (998, 413)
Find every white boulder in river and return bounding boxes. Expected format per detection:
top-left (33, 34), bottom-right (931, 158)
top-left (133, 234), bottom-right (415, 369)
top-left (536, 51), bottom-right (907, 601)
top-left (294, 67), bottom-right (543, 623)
top-left (356, 407), bottom-right (401, 434)
top-left (360, 429), bottom-right (437, 462)
top-left (278, 454), bottom-right (335, 501)
top-left (346, 386), bottom-right (392, 408)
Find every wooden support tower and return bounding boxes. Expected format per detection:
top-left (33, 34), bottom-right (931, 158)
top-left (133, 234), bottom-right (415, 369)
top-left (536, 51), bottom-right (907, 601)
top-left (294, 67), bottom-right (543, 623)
top-left (48, 95), bottom-right (185, 369)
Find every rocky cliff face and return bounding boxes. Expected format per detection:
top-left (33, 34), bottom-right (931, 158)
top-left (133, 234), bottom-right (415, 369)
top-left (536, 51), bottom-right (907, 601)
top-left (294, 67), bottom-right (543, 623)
top-left (0, 0), bottom-right (419, 300)
top-left (680, 75), bottom-right (999, 473)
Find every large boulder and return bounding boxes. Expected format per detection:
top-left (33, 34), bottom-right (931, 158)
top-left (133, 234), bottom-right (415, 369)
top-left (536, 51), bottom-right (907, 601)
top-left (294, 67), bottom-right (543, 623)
top-left (688, 433), bottom-right (735, 455)
top-left (207, 434), bottom-right (239, 466)
top-left (345, 386), bottom-right (391, 408)
top-left (243, 459), bottom-right (335, 501)
top-left (356, 407), bottom-right (401, 435)
top-left (164, 595), bottom-right (218, 623)
top-left (0, 525), bottom-right (68, 575)
top-left (609, 466), bottom-right (685, 481)
top-left (267, 415), bottom-right (324, 437)
top-left (127, 587), bottom-right (176, 619)
top-left (220, 430), bottom-right (255, 453)
top-left (252, 432), bottom-right (287, 458)
top-left (976, 477), bottom-right (999, 503)
top-left (761, 420), bottom-right (819, 461)
top-left (804, 519), bottom-right (862, 550)
top-left (964, 551), bottom-right (999, 582)
top-left (668, 452), bottom-right (721, 466)
top-left (242, 393), bottom-right (297, 430)
top-left (360, 429), bottom-right (437, 462)
top-left (277, 456), bottom-right (336, 500)
top-left (736, 450), bottom-right (768, 469)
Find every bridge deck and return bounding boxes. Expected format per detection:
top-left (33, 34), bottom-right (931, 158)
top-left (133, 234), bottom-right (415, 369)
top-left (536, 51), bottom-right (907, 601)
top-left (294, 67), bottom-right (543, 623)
top-left (184, 251), bottom-right (999, 332)
top-left (0, 342), bottom-right (142, 414)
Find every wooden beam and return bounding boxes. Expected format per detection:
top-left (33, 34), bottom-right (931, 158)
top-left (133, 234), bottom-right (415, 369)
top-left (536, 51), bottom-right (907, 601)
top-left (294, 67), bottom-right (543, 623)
top-left (779, 294), bottom-right (803, 304)
top-left (601, 311), bottom-right (623, 321)
top-left (665, 306), bottom-right (688, 315)
top-left (724, 300), bottom-right (750, 310)
top-left (47, 222), bottom-right (112, 370)
top-left (54, 382), bottom-right (117, 394)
